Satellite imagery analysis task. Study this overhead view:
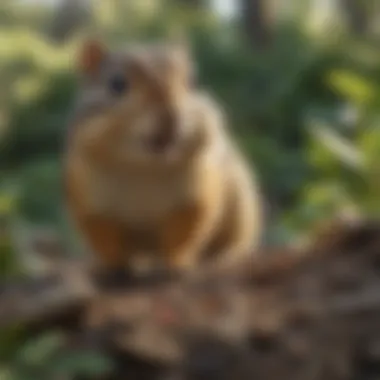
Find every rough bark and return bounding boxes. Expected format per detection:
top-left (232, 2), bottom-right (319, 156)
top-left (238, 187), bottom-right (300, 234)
top-left (1, 219), bottom-right (380, 379)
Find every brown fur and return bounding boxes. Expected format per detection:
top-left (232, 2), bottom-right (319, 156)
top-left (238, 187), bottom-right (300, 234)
top-left (64, 39), bottom-right (263, 273)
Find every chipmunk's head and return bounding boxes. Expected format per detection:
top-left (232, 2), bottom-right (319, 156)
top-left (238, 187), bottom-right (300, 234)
top-left (73, 38), bottom-right (202, 165)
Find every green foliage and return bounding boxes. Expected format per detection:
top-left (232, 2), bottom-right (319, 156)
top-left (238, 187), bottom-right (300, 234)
top-left (0, 190), bottom-right (23, 280)
top-left (0, 0), bottom-right (362, 222)
top-left (283, 56), bottom-right (380, 236)
top-left (328, 69), bottom-right (377, 106)
top-left (2, 332), bottom-right (114, 380)
top-left (17, 160), bottom-right (62, 224)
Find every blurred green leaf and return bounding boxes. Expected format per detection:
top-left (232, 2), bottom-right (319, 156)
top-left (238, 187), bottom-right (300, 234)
top-left (17, 160), bottom-right (62, 224)
top-left (327, 69), bottom-right (377, 105)
top-left (0, 368), bottom-right (14, 380)
top-left (50, 350), bottom-right (114, 377)
top-left (309, 123), bottom-right (364, 171)
top-left (16, 333), bottom-right (64, 368)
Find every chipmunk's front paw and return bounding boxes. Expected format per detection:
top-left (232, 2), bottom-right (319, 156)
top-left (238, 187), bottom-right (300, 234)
top-left (167, 252), bottom-right (199, 278)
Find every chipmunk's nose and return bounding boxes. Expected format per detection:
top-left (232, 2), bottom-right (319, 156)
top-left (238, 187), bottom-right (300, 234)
top-left (149, 108), bottom-right (177, 153)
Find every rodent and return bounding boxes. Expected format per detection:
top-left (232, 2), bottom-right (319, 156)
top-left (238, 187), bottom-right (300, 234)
top-left (64, 39), bottom-right (263, 278)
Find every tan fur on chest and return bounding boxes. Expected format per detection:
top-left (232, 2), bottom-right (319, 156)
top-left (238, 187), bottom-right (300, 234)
top-left (70, 150), bottom-right (219, 229)
top-left (91, 169), bottom-right (190, 226)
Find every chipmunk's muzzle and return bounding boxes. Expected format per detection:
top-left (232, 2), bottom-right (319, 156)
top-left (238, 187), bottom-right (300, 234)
top-left (147, 109), bottom-right (178, 154)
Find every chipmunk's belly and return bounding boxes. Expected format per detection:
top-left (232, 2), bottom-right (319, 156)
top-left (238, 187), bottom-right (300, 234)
top-left (93, 173), bottom-right (190, 227)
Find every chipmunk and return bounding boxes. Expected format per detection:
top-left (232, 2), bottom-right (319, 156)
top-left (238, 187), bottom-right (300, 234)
top-left (64, 39), bottom-right (263, 282)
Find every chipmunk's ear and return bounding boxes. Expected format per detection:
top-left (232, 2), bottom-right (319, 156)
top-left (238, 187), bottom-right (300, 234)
top-left (77, 38), bottom-right (107, 76)
top-left (168, 36), bottom-right (197, 86)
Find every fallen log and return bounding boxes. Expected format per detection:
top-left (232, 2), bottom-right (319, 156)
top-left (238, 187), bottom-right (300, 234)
top-left (0, 219), bottom-right (379, 380)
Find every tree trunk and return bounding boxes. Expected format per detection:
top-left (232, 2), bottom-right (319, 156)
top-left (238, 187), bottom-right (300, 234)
top-left (49, 0), bottom-right (93, 44)
top-left (339, 0), bottom-right (369, 35)
top-left (177, 0), bottom-right (207, 9)
top-left (240, 0), bottom-right (273, 49)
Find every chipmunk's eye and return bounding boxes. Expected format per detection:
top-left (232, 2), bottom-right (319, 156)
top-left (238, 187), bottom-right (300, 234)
top-left (108, 74), bottom-right (128, 96)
